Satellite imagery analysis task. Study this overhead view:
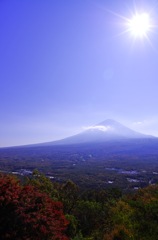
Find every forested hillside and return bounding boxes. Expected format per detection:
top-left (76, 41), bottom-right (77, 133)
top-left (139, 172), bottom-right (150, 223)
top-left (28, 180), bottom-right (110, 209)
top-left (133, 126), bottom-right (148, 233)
top-left (0, 172), bottom-right (158, 240)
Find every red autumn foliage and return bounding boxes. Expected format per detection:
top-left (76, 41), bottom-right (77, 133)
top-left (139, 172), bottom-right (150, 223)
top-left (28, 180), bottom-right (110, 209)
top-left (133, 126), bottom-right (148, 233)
top-left (0, 174), bottom-right (69, 240)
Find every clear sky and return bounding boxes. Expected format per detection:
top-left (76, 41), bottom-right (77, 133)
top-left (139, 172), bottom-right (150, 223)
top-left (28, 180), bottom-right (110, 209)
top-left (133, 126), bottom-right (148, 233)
top-left (1, 0), bottom-right (158, 147)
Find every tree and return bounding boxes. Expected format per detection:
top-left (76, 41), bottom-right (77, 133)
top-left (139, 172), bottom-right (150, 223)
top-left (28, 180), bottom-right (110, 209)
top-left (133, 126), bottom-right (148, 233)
top-left (104, 184), bottom-right (158, 240)
top-left (59, 180), bottom-right (79, 214)
top-left (0, 174), bottom-right (69, 240)
top-left (104, 200), bottom-right (134, 240)
top-left (26, 169), bottom-right (60, 201)
top-left (128, 184), bottom-right (158, 240)
top-left (75, 200), bottom-right (103, 237)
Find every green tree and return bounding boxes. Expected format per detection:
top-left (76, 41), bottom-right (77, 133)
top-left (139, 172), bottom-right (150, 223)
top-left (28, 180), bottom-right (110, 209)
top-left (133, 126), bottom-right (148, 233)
top-left (59, 180), bottom-right (79, 214)
top-left (26, 169), bottom-right (60, 201)
top-left (75, 200), bottom-right (104, 237)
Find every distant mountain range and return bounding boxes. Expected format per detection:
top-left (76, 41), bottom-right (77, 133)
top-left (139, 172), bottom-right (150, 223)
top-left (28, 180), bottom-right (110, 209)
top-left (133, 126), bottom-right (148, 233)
top-left (39, 119), bottom-right (155, 146)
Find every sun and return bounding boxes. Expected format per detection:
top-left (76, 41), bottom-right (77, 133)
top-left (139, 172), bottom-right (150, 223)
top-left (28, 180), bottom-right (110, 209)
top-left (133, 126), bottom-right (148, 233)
top-left (107, 7), bottom-right (156, 46)
top-left (127, 13), bottom-right (151, 38)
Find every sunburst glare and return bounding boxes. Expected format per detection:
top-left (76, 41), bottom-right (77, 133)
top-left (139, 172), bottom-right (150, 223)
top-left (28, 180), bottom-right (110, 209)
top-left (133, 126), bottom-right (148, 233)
top-left (127, 13), bottom-right (151, 38)
top-left (108, 7), bottom-right (156, 48)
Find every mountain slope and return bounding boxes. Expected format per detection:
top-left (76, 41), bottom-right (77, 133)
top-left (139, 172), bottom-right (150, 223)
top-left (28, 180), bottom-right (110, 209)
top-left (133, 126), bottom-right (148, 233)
top-left (41, 119), bottom-right (154, 146)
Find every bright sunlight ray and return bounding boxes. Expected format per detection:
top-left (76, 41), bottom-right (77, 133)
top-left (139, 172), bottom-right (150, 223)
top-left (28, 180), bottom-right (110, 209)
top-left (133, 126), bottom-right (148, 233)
top-left (127, 13), bottom-right (151, 38)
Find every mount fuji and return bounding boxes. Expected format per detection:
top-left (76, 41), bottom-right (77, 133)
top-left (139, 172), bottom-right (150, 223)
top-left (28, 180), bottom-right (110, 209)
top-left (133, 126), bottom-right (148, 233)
top-left (40, 119), bottom-right (154, 146)
top-left (1, 119), bottom-right (158, 164)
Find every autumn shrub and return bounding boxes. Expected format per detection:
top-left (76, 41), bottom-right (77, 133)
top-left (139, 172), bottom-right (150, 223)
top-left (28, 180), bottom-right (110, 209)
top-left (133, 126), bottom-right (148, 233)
top-left (0, 174), bottom-right (69, 240)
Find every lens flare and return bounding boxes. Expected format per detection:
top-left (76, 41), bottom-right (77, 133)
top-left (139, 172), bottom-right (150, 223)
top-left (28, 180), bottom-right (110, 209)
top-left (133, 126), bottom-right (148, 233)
top-left (128, 13), bottom-right (151, 37)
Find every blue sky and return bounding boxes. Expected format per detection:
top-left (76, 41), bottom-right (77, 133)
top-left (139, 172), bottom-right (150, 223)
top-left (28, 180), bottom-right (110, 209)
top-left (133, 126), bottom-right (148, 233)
top-left (1, 0), bottom-right (158, 147)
